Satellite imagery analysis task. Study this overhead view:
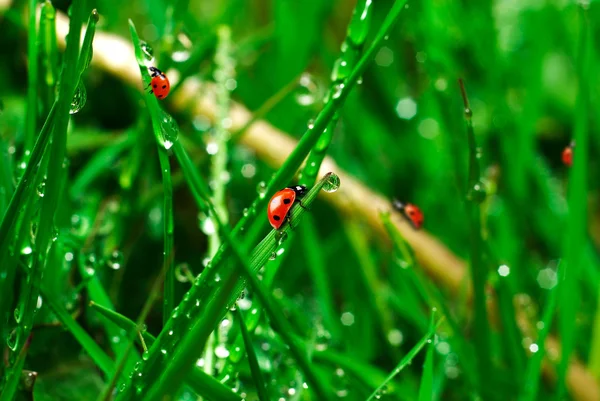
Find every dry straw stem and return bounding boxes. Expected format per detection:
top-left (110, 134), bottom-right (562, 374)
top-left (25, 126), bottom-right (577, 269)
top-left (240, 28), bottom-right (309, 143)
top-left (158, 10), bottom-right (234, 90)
top-left (49, 10), bottom-right (599, 401)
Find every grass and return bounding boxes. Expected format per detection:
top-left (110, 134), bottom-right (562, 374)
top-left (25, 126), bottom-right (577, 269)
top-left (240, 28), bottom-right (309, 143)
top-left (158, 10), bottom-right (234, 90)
top-left (0, 0), bottom-right (599, 400)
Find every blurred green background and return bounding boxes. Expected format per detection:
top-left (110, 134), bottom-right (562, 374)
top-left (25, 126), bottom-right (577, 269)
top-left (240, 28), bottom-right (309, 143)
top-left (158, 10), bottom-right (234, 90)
top-left (0, 0), bottom-right (599, 400)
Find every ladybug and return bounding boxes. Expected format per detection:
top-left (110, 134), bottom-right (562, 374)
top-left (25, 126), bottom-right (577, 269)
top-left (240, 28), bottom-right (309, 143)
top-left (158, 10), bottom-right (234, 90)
top-left (267, 185), bottom-right (307, 230)
top-left (392, 199), bottom-right (424, 230)
top-left (562, 140), bottom-right (575, 167)
top-left (147, 66), bottom-right (170, 100)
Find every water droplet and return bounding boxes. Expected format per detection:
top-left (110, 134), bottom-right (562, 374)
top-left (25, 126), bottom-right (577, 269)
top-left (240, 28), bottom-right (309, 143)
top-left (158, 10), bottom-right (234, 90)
top-left (242, 208), bottom-right (249, 216)
top-left (498, 264), bottom-right (510, 277)
top-left (269, 252), bottom-right (276, 261)
top-left (322, 173), bottom-right (341, 193)
top-left (467, 181), bottom-right (486, 203)
top-left (200, 216), bottom-right (215, 235)
top-left (7, 330), bottom-right (18, 351)
top-left (160, 113), bottom-right (179, 150)
top-left (277, 231), bottom-right (288, 245)
top-left (171, 307), bottom-right (180, 319)
top-left (332, 83), bottom-right (345, 99)
top-left (396, 97), bottom-right (417, 120)
top-left (52, 227), bottom-right (59, 242)
top-left (140, 41), bottom-right (154, 62)
top-left (307, 119), bottom-right (315, 129)
top-left (215, 344), bottom-right (230, 358)
top-left (21, 246), bottom-right (33, 255)
top-left (256, 181), bottom-right (267, 198)
top-left (107, 250), bottom-right (123, 270)
top-left (69, 82), bottom-right (87, 114)
top-left (295, 73), bottom-right (319, 106)
top-left (206, 141), bottom-right (219, 155)
top-left (142, 350), bottom-right (149, 360)
top-left (36, 180), bottom-right (46, 197)
top-left (387, 329), bottom-right (403, 346)
top-left (14, 307), bottom-right (21, 323)
top-left (175, 263), bottom-right (190, 283)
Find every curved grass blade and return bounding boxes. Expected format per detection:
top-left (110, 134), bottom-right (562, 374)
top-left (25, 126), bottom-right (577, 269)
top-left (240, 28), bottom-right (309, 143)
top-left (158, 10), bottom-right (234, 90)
top-left (236, 309), bottom-right (270, 401)
top-left (40, 287), bottom-right (115, 377)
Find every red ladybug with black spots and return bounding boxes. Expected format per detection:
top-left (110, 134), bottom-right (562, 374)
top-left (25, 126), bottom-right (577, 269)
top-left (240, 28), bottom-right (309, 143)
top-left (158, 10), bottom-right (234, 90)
top-left (148, 66), bottom-right (170, 100)
top-left (267, 185), bottom-right (307, 230)
top-left (392, 199), bottom-right (424, 230)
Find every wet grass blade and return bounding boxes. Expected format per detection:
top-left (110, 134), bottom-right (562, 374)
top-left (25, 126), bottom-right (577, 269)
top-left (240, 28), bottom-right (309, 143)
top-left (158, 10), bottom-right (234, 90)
top-left (89, 302), bottom-right (242, 401)
top-left (556, 6), bottom-right (590, 398)
top-left (24, 0), bottom-right (40, 152)
top-left (418, 315), bottom-right (435, 401)
top-left (519, 283), bottom-right (558, 401)
top-left (236, 309), bottom-right (270, 401)
top-left (458, 78), bottom-right (493, 394)
top-left (41, 287), bottom-right (115, 377)
top-left (366, 316), bottom-right (441, 401)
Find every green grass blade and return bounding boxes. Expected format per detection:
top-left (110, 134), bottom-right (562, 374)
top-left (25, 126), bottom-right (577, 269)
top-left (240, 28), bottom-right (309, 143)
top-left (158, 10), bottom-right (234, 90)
top-left (224, 0), bottom-right (409, 253)
top-left (157, 147), bottom-right (174, 325)
top-left (519, 283), bottom-right (558, 401)
top-left (458, 79), bottom-right (493, 394)
top-left (38, 0), bottom-right (59, 114)
top-left (142, 174), bottom-right (337, 401)
top-left (418, 315), bottom-right (435, 401)
top-left (236, 309), bottom-right (270, 401)
top-left (90, 302), bottom-right (241, 401)
top-left (24, 0), bottom-right (40, 152)
top-left (366, 317), bottom-right (441, 401)
top-left (127, 20), bottom-right (176, 324)
top-left (41, 287), bottom-right (115, 377)
top-left (556, 6), bottom-right (591, 398)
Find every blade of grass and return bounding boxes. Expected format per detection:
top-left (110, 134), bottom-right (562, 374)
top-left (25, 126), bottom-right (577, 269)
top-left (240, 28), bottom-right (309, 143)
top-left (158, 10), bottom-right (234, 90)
top-left (0, 5), bottom-right (93, 398)
top-left (40, 286), bottom-right (115, 377)
top-left (24, 0), bottom-right (40, 152)
top-left (142, 174), bottom-right (337, 401)
top-left (204, 0), bottom-right (409, 279)
top-left (519, 282), bottom-right (559, 401)
top-left (90, 302), bottom-right (242, 401)
top-left (157, 146), bottom-right (174, 325)
top-left (236, 309), bottom-right (270, 401)
top-left (38, 0), bottom-right (59, 115)
top-left (366, 315), bottom-right (442, 401)
top-left (458, 78), bottom-right (493, 395)
top-left (556, 6), bottom-right (590, 399)
top-left (418, 315), bottom-right (435, 401)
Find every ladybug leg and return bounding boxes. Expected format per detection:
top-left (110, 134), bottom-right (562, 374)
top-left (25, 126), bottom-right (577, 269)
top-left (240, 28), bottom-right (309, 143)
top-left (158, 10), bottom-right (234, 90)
top-left (297, 200), bottom-right (310, 211)
top-left (285, 213), bottom-right (295, 231)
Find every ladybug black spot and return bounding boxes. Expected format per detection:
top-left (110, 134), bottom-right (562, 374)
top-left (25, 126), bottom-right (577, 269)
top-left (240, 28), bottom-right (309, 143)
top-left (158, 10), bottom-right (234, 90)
top-left (153, 84), bottom-right (157, 88)
top-left (283, 198), bottom-right (291, 205)
top-left (162, 85), bottom-right (167, 89)
top-left (273, 215), bottom-right (281, 221)
top-left (158, 95), bottom-right (163, 98)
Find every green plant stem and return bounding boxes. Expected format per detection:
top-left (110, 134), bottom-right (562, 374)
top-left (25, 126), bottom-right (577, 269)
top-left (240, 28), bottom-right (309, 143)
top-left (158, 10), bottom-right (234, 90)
top-left (157, 147), bottom-right (174, 325)
top-left (459, 78), bottom-right (493, 395)
top-left (25, 0), bottom-right (39, 152)
top-left (556, 6), bottom-right (590, 399)
top-left (236, 309), bottom-right (270, 401)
